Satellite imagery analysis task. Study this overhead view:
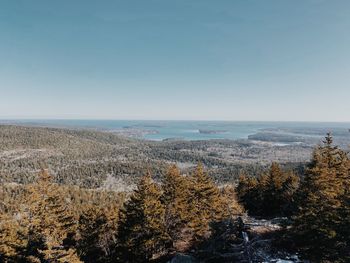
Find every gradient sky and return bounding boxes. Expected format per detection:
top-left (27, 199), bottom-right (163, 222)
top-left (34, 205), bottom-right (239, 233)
top-left (1, 0), bottom-right (350, 121)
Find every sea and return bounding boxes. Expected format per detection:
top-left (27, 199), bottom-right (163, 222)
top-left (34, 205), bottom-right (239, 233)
top-left (1, 119), bottom-right (349, 141)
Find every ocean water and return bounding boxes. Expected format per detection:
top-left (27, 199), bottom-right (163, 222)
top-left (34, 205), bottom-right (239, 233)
top-left (1, 119), bottom-right (349, 141)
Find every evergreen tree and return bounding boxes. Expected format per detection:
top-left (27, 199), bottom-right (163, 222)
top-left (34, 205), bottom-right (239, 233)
top-left (76, 206), bottom-right (109, 263)
top-left (75, 200), bottom-right (118, 263)
top-left (292, 133), bottom-right (349, 261)
top-left (236, 173), bottom-right (260, 215)
top-left (117, 172), bottom-right (170, 262)
top-left (189, 164), bottom-right (228, 243)
top-left (220, 185), bottom-right (244, 216)
top-left (237, 163), bottom-right (299, 217)
top-left (0, 213), bottom-right (28, 263)
top-left (26, 169), bottom-right (81, 262)
top-left (260, 162), bottom-right (299, 216)
top-left (338, 184), bottom-right (350, 261)
top-left (162, 165), bottom-right (193, 252)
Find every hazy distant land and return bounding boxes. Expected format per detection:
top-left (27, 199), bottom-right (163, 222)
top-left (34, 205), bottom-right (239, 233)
top-left (2, 120), bottom-right (349, 188)
top-left (0, 120), bottom-right (349, 189)
top-left (1, 119), bottom-right (349, 144)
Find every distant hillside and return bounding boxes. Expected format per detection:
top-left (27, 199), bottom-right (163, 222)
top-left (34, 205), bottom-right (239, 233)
top-left (0, 125), bottom-right (311, 188)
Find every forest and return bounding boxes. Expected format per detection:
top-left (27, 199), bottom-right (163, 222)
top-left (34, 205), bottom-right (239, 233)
top-left (0, 126), bottom-right (349, 262)
top-left (0, 125), bottom-right (310, 187)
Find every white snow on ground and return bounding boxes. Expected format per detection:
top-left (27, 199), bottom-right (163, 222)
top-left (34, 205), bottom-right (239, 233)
top-left (99, 173), bottom-right (136, 193)
top-left (0, 148), bottom-right (62, 161)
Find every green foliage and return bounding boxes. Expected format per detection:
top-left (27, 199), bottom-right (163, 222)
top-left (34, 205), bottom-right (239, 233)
top-left (291, 133), bottom-right (350, 262)
top-left (1, 164), bottom-right (235, 262)
top-left (0, 125), bottom-right (306, 188)
top-left (0, 170), bottom-right (122, 263)
top-left (0, 213), bottom-right (28, 263)
top-left (1, 130), bottom-right (348, 262)
top-left (162, 165), bottom-right (193, 252)
top-left (23, 169), bottom-right (81, 262)
top-left (188, 164), bottom-right (229, 243)
top-left (76, 206), bottom-right (117, 263)
top-left (237, 163), bottom-right (299, 217)
top-left (117, 172), bottom-right (170, 262)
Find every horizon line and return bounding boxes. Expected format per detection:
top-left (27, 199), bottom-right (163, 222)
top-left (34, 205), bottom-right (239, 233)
top-left (0, 117), bottom-right (350, 124)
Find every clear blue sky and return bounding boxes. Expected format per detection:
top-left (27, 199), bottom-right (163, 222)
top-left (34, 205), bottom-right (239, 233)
top-left (1, 0), bottom-right (349, 121)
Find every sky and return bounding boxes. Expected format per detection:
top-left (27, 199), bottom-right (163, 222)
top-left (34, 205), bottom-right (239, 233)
top-left (0, 0), bottom-right (350, 122)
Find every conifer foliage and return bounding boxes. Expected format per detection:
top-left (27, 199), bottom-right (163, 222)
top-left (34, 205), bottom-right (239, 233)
top-left (0, 213), bottom-right (28, 262)
top-left (0, 170), bottom-right (121, 263)
top-left (2, 137), bottom-right (348, 262)
top-left (26, 169), bottom-right (81, 262)
top-left (117, 172), bottom-right (170, 262)
top-left (292, 133), bottom-right (350, 261)
top-left (76, 205), bottom-right (117, 263)
top-left (237, 163), bottom-right (299, 217)
top-left (161, 164), bottom-right (239, 252)
top-left (162, 165), bottom-right (192, 252)
top-left (189, 164), bottom-right (228, 243)
top-left (0, 165), bottom-right (235, 262)
top-left (116, 164), bottom-right (237, 260)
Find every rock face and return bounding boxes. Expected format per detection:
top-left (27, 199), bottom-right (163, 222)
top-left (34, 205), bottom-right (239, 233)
top-left (168, 253), bottom-right (197, 263)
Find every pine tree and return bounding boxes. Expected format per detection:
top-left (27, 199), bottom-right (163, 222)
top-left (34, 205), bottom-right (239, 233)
top-left (220, 185), bottom-right (244, 216)
top-left (26, 169), bottom-right (81, 262)
top-left (260, 162), bottom-right (299, 216)
top-left (237, 163), bottom-right (299, 217)
top-left (292, 133), bottom-right (349, 261)
top-left (280, 170), bottom-right (299, 215)
top-left (96, 202), bottom-right (119, 262)
top-left (338, 136), bottom-right (350, 260)
top-left (76, 206), bottom-right (108, 263)
top-left (189, 164), bottom-right (227, 243)
top-left (236, 173), bottom-right (260, 215)
top-left (162, 165), bottom-right (193, 252)
top-left (0, 213), bottom-right (28, 263)
top-left (76, 201), bottom-right (118, 263)
top-left (338, 187), bottom-right (350, 262)
top-left (117, 172), bottom-right (170, 262)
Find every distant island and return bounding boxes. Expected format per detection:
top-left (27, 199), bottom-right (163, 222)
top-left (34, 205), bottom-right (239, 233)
top-left (248, 132), bottom-right (306, 143)
top-left (111, 127), bottom-right (159, 138)
top-left (198, 129), bottom-right (228, 134)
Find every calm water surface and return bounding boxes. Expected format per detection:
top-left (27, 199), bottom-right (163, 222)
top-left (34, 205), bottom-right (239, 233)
top-left (1, 120), bottom-right (349, 141)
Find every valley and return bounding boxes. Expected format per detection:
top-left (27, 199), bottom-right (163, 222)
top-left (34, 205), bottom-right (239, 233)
top-left (0, 124), bottom-right (314, 188)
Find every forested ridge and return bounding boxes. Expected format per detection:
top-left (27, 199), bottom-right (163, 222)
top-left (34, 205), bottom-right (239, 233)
top-left (0, 125), bottom-right (309, 187)
top-left (0, 126), bottom-right (349, 262)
